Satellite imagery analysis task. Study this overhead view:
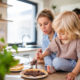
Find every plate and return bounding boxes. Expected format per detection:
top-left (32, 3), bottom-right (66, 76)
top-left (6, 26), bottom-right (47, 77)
top-left (20, 69), bottom-right (48, 79)
top-left (10, 64), bottom-right (24, 73)
top-left (10, 70), bottom-right (22, 73)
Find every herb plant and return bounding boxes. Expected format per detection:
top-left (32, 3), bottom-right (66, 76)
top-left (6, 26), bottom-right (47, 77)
top-left (0, 38), bottom-right (19, 80)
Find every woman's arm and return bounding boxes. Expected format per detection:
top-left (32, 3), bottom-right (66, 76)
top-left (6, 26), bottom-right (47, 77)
top-left (67, 59), bottom-right (80, 80)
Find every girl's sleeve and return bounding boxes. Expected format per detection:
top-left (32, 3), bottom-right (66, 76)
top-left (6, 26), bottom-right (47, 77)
top-left (46, 38), bottom-right (58, 54)
top-left (77, 39), bottom-right (80, 59)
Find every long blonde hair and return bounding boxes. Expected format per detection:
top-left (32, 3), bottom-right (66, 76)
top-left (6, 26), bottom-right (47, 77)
top-left (53, 11), bottom-right (80, 40)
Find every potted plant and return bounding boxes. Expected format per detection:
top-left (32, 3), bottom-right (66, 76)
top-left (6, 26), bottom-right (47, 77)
top-left (0, 38), bottom-right (19, 80)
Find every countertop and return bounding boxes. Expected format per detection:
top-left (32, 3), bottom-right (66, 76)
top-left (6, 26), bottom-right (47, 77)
top-left (7, 45), bottom-right (41, 53)
top-left (5, 56), bottom-right (67, 80)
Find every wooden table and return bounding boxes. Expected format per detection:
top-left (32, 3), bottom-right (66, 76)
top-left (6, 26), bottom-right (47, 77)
top-left (5, 56), bottom-right (67, 80)
top-left (5, 71), bottom-right (67, 80)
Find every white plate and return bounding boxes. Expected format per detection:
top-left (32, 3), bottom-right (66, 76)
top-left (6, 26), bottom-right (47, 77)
top-left (10, 64), bottom-right (24, 73)
top-left (10, 70), bottom-right (22, 73)
top-left (20, 69), bottom-right (48, 79)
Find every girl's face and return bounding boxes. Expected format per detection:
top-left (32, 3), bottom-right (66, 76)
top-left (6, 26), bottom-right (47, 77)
top-left (56, 30), bottom-right (68, 40)
top-left (38, 17), bottom-right (53, 35)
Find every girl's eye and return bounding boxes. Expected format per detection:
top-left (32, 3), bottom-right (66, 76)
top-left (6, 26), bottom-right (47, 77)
top-left (60, 33), bottom-right (65, 35)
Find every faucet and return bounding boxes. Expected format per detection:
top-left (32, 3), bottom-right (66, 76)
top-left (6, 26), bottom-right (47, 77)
top-left (22, 34), bottom-right (30, 47)
top-left (22, 34), bottom-right (26, 47)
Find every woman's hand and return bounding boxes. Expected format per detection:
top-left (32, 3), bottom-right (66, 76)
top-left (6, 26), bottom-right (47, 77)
top-left (37, 52), bottom-right (43, 59)
top-left (37, 48), bottom-right (42, 53)
top-left (36, 48), bottom-right (43, 59)
top-left (66, 72), bottom-right (76, 80)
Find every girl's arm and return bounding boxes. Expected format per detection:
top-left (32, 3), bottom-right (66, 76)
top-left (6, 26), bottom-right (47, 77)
top-left (67, 59), bottom-right (80, 80)
top-left (38, 50), bottom-right (51, 59)
top-left (39, 38), bottom-right (58, 59)
top-left (72, 59), bottom-right (80, 75)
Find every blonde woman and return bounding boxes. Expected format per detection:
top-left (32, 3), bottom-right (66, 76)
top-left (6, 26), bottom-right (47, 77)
top-left (31, 9), bottom-right (57, 71)
top-left (38, 11), bottom-right (80, 80)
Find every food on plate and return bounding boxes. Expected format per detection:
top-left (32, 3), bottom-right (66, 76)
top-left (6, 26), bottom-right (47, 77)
top-left (24, 70), bottom-right (45, 77)
top-left (20, 69), bottom-right (48, 79)
top-left (10, 64), bottom-right (24, 71)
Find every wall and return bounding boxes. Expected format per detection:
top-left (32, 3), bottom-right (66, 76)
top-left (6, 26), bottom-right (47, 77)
top-left (48, 0), bottom-right (80, 14)
top-left (60, 3), bottom-right (80, 12)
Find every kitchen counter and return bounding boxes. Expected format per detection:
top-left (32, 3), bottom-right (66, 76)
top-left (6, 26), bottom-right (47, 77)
top-left (7, 45), bottom-right (41, 53)
top-left (6, 45), bottom-right (41, 60)
top-left (5, 56), bottom-right (67, 80)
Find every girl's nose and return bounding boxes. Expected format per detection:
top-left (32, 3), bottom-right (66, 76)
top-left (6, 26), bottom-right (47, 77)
top-left (58, 34), bottom-right (61, 39)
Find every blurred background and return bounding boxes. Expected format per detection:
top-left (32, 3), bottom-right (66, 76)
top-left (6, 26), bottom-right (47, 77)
top-left (0, 0), bottom-right (80, 47)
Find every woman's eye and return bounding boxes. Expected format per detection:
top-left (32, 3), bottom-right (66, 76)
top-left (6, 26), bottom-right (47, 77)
top-left (39, 24), bottom-right (42, 27)
top-left (44, 22), bottom-right (48, 25)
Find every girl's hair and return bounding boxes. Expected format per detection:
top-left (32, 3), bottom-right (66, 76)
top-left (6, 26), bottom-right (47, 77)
top-left (53, 11), bottom-right (80, 40)
top-left (37, 9), bottom-right (54, 22)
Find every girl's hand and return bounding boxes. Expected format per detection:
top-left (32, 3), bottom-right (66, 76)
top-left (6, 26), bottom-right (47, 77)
top-left (66, 72), bottom-right (76, 80)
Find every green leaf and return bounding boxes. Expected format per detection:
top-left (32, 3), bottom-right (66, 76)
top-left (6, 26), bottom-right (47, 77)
top-left (0, 38), bottom-right (5, 43)
top-left (12, 45), bottom-right (18, 53)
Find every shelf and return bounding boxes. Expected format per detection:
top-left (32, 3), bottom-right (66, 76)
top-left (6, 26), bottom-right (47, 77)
top-left (0, 19), bottom-right (13, 22)
top-left (0, 2), bottom-right (12, 8)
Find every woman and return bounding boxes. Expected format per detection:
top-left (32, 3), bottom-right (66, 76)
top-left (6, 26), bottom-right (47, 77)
top-left (31, 9), bottom-right (57, 73)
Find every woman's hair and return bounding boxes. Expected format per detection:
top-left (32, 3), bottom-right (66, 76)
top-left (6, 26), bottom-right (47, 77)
top-left (73, 8), bottom-right (80, 15)
top-left (53, 11), bottom-right (80, 40)
top-left (37, 9), bottom-right (54, 22)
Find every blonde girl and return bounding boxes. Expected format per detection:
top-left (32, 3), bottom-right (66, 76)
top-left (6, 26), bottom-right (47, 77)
top-left (38, 11), bottom-right (80, 80)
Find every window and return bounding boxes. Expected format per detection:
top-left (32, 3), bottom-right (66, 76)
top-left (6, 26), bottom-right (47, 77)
top-left (7, 0), bottom-right (37, 46)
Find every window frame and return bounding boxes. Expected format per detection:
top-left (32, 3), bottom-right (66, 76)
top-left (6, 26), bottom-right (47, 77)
top-left (8, 0), bottom-right (38, 46)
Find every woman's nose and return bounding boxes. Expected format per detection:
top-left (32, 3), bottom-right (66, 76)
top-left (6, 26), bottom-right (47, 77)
top-left (42, 25), bottom-right (45, 30)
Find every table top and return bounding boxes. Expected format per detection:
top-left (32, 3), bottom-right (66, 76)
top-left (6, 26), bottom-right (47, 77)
top-left (5, 71), bottom-right (67, 80)
top-left (5, 56), bottom-right (67, 80)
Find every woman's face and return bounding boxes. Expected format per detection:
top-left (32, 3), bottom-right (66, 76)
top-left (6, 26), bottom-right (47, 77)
top-left (38, 17), bottom-right (53, 35)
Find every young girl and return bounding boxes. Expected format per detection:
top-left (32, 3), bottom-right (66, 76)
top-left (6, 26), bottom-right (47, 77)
top-left (38, 11), bottom-right (80, 80)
